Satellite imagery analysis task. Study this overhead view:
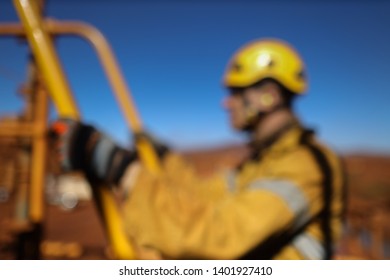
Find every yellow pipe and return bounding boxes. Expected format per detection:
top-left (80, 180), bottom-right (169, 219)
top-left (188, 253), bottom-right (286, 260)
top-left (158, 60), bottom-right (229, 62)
top-left (13, 0), bottom-right (136, 259)
top-left (46, 20), bottom-right (142, 131)
top-left (13, 0), bottom-right (79, 119)
top-left (0, 22), bottom-right (25, 35)
top-left (45, 19), bottom-right (161, 174)
top-left (99, 187), bottom-right (136, 259)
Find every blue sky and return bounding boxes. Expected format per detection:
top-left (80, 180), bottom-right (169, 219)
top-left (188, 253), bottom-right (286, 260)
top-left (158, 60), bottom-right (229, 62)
top-left (1, 0), bottom-right (390, 154)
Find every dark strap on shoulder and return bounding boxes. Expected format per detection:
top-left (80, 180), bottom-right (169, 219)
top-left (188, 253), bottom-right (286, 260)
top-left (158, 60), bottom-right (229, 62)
top-left (299, 130), bottom-right (333, 260)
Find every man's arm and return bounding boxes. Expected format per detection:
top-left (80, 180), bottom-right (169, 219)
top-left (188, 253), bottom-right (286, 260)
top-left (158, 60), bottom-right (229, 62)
top-left (122, 152), bottom-right (325, 259)
top-left (50, 118), bottom-right (168, 186)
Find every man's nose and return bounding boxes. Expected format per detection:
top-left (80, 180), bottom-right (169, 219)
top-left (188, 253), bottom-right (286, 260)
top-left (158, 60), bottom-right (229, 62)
top-left (222, 96), bottom-right (233, 110)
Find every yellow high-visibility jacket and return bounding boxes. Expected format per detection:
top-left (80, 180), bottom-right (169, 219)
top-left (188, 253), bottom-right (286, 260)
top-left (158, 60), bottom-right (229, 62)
top-left (122, 124), bottom-right (345, 259)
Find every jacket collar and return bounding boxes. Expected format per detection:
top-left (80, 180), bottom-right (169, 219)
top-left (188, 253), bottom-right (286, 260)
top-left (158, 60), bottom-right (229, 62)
top-left (248, 120), bottom-right (310, 161)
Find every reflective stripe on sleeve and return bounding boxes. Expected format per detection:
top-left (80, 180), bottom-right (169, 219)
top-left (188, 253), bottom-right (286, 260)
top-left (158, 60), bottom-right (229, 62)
top-left (92, 137), bottom-right (116, 179)
top-left (224, 170), bottom-right (236, 192)
top-left (248, 179), bottom-right (310, 229)
top-left (293, 233), bottom-right (324, 260)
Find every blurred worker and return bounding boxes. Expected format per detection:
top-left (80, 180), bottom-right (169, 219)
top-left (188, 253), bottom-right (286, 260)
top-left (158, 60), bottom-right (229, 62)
top-left (51, 38), bottom-right (345, 259)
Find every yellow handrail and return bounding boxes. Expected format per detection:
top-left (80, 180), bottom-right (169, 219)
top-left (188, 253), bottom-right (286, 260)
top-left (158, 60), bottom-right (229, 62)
top-left (45, 19), bottom-right (162, 175)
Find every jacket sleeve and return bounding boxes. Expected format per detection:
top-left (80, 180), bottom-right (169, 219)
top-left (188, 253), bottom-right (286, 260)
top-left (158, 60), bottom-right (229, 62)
top-left (122, 152), bottom-right (324, 259)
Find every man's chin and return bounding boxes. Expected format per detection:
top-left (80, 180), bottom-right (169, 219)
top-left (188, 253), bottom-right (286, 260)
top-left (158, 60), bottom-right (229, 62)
top-left (231, 122), bottom-right (249, 132)
top-left (230, 120), bottom-right (255, 132)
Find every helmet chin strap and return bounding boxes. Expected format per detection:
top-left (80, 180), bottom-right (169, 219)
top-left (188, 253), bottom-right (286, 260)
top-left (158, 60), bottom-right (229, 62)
top-left (241, 96), bottom-right (263, 131)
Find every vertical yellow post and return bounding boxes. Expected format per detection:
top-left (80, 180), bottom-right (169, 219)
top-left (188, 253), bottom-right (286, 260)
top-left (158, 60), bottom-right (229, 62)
top-left (29, 75), bottom-right (48, 224)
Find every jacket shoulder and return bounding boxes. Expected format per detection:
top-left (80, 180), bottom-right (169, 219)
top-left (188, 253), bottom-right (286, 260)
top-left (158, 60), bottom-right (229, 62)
top-left (268, 134), bottom-right (343, 186)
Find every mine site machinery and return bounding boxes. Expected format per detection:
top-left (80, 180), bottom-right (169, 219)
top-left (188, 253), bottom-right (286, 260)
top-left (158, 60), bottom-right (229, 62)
top-left (0, 0), bottom-right (162, 259)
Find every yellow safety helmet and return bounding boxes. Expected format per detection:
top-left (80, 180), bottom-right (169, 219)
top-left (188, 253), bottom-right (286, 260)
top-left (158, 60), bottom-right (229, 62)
top-left (223, 39), bottom-right (307, 94)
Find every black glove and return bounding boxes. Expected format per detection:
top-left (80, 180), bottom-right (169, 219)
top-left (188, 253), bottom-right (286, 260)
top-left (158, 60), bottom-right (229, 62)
top-left (50, 118), bottom-right (137, 185)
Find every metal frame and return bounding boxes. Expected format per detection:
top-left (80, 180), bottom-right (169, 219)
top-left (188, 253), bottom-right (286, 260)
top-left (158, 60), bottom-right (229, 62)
top-left (0, 0), bottom-right (162, 259)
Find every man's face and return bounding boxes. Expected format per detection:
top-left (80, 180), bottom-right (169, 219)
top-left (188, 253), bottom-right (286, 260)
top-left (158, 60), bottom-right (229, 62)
top-left (222, 87), bottom-right (250, 130)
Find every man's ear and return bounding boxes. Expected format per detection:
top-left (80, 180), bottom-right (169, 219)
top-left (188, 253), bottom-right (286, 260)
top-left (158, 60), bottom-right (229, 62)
top-left (245, 81), bottom-right (282, 113)
top-left (257, 85), bottom-right (282, 113)
top-left (259, 91), bottom-right (276, 109)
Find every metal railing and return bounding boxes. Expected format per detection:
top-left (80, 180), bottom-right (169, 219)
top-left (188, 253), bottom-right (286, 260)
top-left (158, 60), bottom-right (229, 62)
top-left (0, 0), bottom-right (162, 259)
